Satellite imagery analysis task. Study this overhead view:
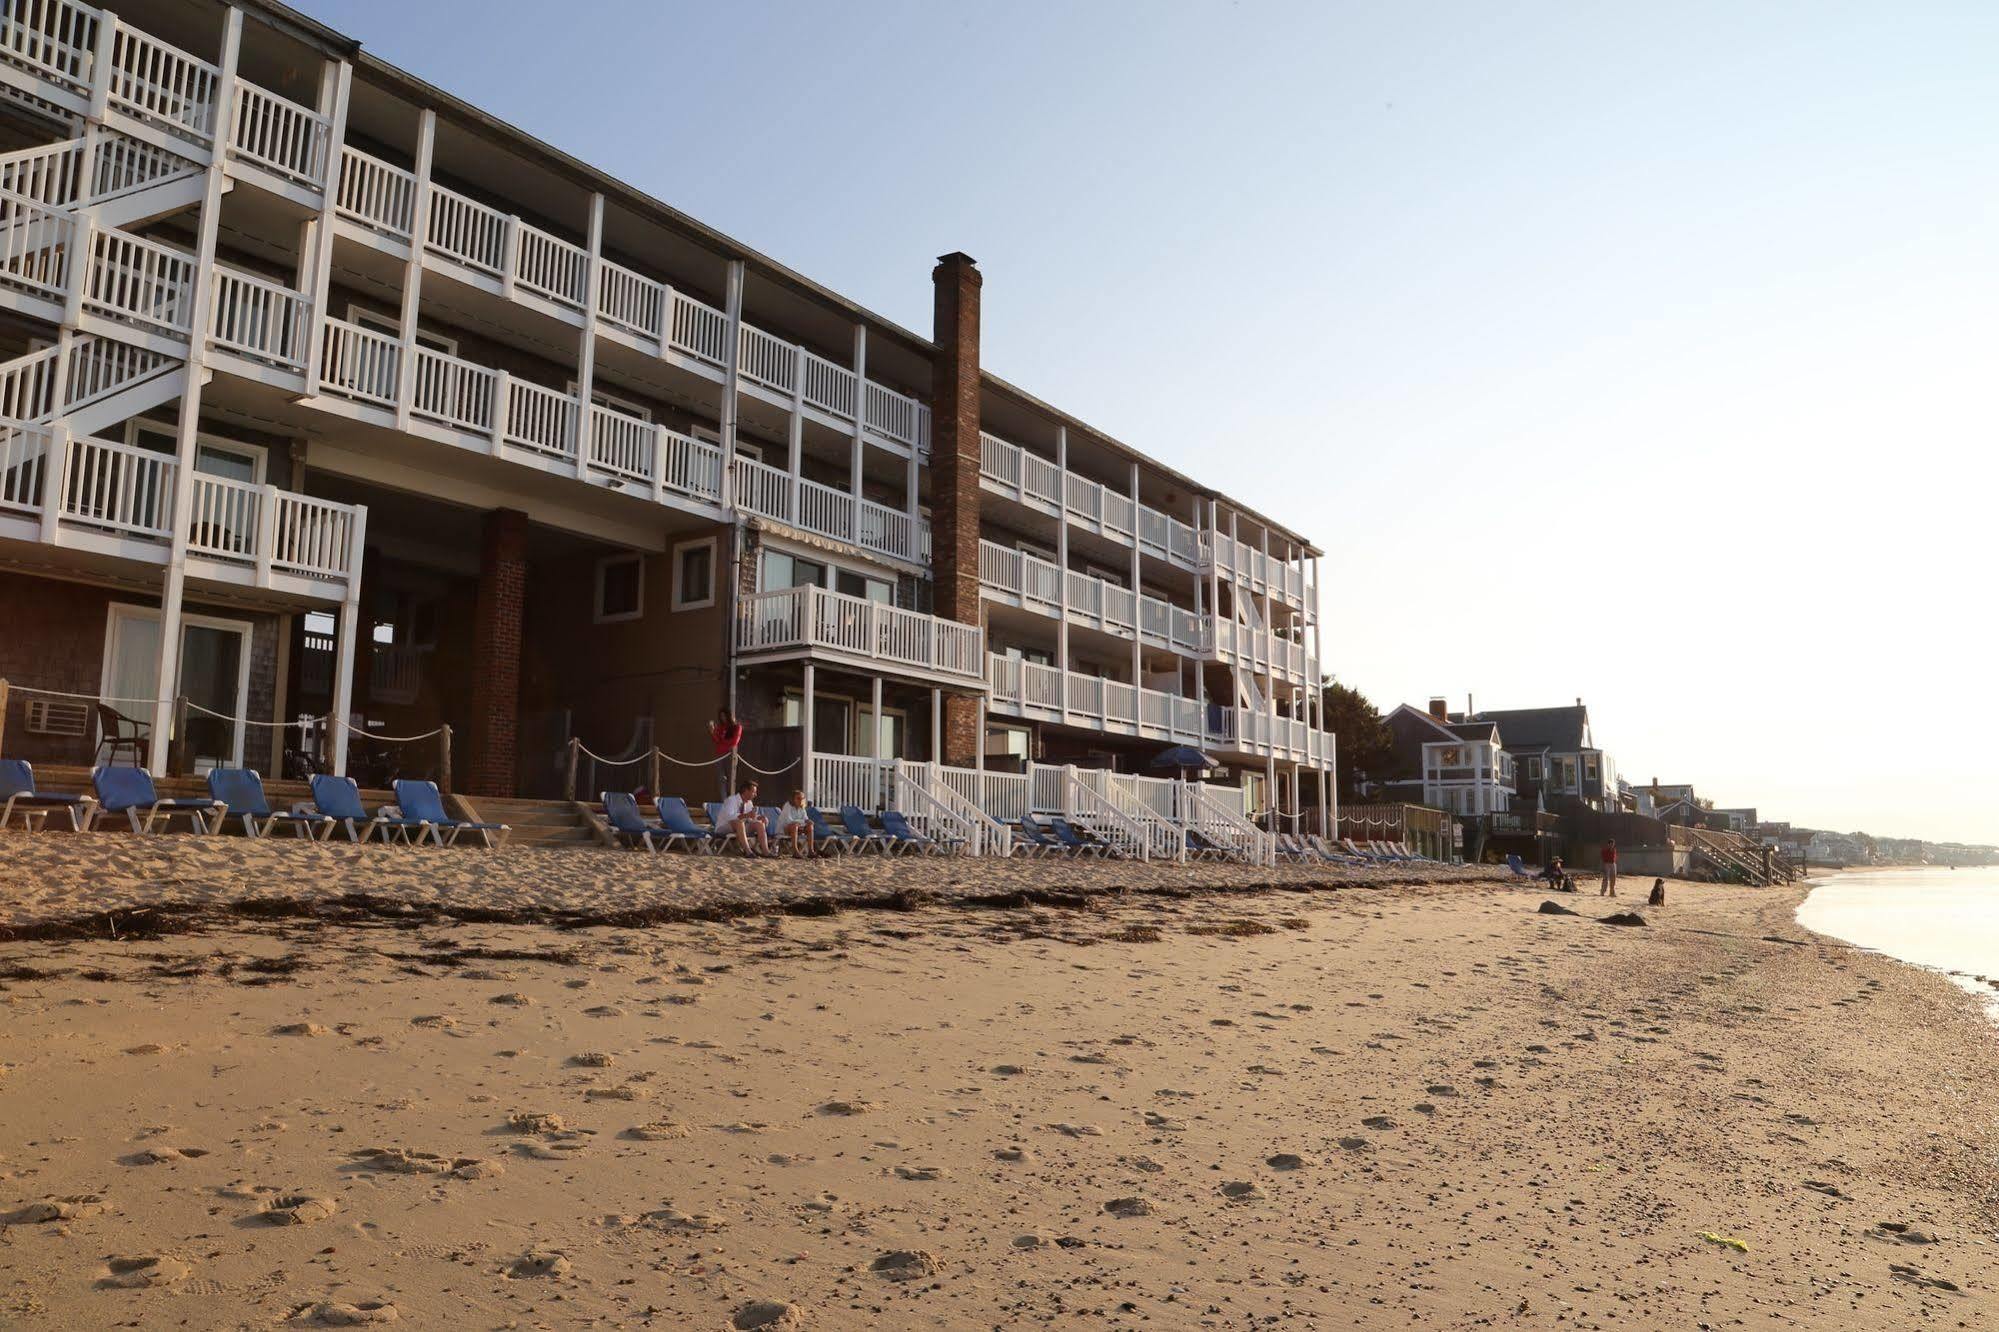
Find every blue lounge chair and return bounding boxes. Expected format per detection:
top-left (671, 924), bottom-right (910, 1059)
top-left (1506, 853), bottom-right (1534, 879)
top-left (1012, 818), bottom-right (1062, 858)
top-left (805, 805), bottom-right (854, 855)
top-left (602, 791), bottom-right (693, 852)
top-left (0, 759), bottom-right (95, 831)
top-left (1306, 834), bottom-right (1367, 865)
top-left (90, 765), bottom-right (220, 834)
top-left (706, 800), bottom-right (765, 854)
top-left (310, 773), bottom-right (423, 843)
top-left (1047, 816), bottom-right (1110, 858)
top-left (880, 808), bottom-right (957, 856)
top-left (1185, 828), bottom-right (1231, 862)
top-left (207, 768), bottom-right (331, 839)
top-left (656, 797), bottom-right (722, 854)
top-left (395, 779), bottom-right (509, 847)
top-left (837, 804), bottom-right (890, 854)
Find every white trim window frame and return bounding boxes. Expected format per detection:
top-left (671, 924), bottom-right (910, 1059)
top-left (593, 551), bottom-right (645, 624)
top-left (671, 536), bottom-right (717, 612)
top-left (348, 304), bottom-right (457, 355)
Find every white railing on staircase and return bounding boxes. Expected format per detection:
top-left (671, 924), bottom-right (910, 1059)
top-left (1183, 781), bottom-right (1270, 864)
top-left (209, 265), bottom-right (309, 368)
top-left (1062, 767), bottom-right (1151, 861)
top-left (0, 422), bottom-right (49, 514)
top-left (0, 139), bottom-right (79, 206)
top-left (90, 130), bottom-right (195, 202)
top-left (0, 190), bottom-right (74, 299)
top-left (1076, 766), bottom-right (1182, 860)
top-left (85, 224), bottom-right (194, 334)
top-left (890, 760), bottom-right (1002, 856)
top-left (229, 79), bottom-right (331, 187)
top-left (0, 343), bottom-right (59, 419)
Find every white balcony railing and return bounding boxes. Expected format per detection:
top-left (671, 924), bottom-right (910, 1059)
top-left (85, 224), bottom-right (195, 335)
top-left (58, 433), bottom-right (172, 537)
top-left (336, 148), bottom-right (418, 239)
top-left (229, 79), bottom-right (331, 187)
top-left (0, 191), bottom-right (74, 301)
top-left (978, 428), bottom-right (1201, 568)
top-left (738, 584), bottom-right (984, 683)
top-left (107, 20), bottom-right (218, 144)
top-left (208, 265), bottom-right (309, 369)
top-left (731, 455), bottom-right (928, 566)
top-left (978, 539), bottom-right (1208, 657)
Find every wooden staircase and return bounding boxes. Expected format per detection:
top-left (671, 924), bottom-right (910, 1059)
top-left (453, 796), bottom-right (605, 848)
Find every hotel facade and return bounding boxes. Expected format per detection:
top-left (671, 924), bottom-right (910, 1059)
top-left (0, 0), bottom-right (1333, 856)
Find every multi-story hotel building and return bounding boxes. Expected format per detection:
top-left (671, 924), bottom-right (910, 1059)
top-left (0, 0), bottom-right (1333, 853)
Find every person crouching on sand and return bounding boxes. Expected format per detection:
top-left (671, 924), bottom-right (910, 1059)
top-left (1600, 839), bottom-right (1619, 897)
top-left (776, 788), bottom-right (812, 856)
top-left (717, 779), bottom-right (773, 857)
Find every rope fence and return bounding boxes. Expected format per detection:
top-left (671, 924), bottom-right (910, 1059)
top-left (562, 737), bottom-right (800, 802)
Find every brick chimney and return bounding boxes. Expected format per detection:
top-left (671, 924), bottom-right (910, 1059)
top-left (1428, 697), bottom-right (1448, 722)
top-left (931, 251), bottom-right (982, 765)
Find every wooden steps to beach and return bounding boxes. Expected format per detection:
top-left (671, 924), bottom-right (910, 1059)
top-left (455, 797), bottom-right (606, 849)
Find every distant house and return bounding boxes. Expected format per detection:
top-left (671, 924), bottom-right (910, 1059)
top-left (1715, 807), bottom-right (1759, 834)
top-left (1455, 700), bottom-right (1618, 813)
top-left (1379, 700), bottom-right (1515, 815)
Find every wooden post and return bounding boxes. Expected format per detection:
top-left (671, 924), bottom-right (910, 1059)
top-left (564, 736), bottom-right (580, 802)
top-left (647, 746), bottom-right (662, 801)
top-left (169, 695), bottom-right (189, 777)
top-left (437, 723), bottom-right (452, 794)
top-left (0, 679), bottom-right (9, 760)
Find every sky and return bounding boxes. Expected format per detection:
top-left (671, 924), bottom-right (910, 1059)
top-left (303, 0), bottom-right (1999, 844)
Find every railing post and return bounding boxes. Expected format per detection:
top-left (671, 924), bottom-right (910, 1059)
top-left (168, 693), bottom-right (189, 777)
top-left (39, 423), bottom-right (69, 542)
top-left (438, 723), bottom-right (452, 793)
top-left (485, 369), bottom-right (511, 455)
top-left (647, 746), bottom-right (661, 801)
top-left (501, 215), bottom-right (520, 300)
top-left (63, 215), bottom-right (92, 327)
top-left (253, 483), bottom-right (277, 585)
top-left (563, 735), bottom-right (579, 802)
top-left (87, 13), bottom-right (117, 121)
top-left (651, 425), bottom-right (667, 502)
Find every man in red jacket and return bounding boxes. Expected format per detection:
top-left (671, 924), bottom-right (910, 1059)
top-left (1600, 839), bottom-right (1619, 897)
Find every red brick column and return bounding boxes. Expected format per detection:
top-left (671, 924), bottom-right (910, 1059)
top-left (467, 507), bottom-right (528, 796)
top-left (931, 252), bottom-right (983, 767)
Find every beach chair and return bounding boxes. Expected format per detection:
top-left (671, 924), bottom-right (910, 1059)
top-left (0, 759), bottom-right (96, 831)
top-left (207, 768), bottom-right (331, 840)
top-left (395, 779), bottom-right (509, 847)
top-left (1047, 816), bottom-right (1111, 859)
top-left (1010, 818), bottom-right (1059, 858)
top-left (310, 773), bottom-right (423, 844)
top-left (1184, 828), bottom-right (1230, 862)
top-left (602, 792), bottom-right (690, 853)
top-left (805, 805), bottom-right (855, 855)
top-left (656, 797), bottom-right (721, 854)
top-left (879, 808), bottom-right (957, 856)
top-left (1276, 833), bottom-right (1313, 862)
top-left (1505, 853), bottom-right (1534, 879)
top-left (1306, 834), bottom-right (1366, 865)
top-left (93, 703), bottom-right (147, 766)
top-left (837, 804), bottom-right (891, 854)
top-left (90, 765), bottom-right (221, 834)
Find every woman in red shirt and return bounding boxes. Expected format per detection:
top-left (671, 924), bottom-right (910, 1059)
top-left (709, 707), bottom-right (744, 800)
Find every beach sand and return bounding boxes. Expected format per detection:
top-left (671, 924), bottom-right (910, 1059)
top-left (0, 839), bottom-right (1994, 1328)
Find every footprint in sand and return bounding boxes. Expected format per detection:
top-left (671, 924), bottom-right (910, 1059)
top-left (1266, 1153), bottom-right (1311, 1171)
top-left (569, 1052), bottom-right (616, 1067)
top-left (1050, 1122), bottom-right (1104, 1138)
top-left (1219, 1180), bottom-right (1265, 1203)
top-left (489, 993), bottom-right (533, 1006)
top-left (272, 1022), bottom-right (328, 1037)
top-left (297, 1301), bottom-right (400, 1325)
top-left (124, 1146), bottom-right (209, 1165)
top-left (1103, 1197), bottom-right (1153, 1217)
top-left (1337, 1136), bottom-right (1372, 1152)
top-left (1802, 1180), bottom-right (1849, 1199)
top-left (624, 1121), bottom-right (690, 1141)
top-left (584, 1085), bottom-right (650, 1102)
top-left (816, 1100), bottom-right (874, 1116)
top-left (1361, 1116), bottom-right (1398, 1131)
top-left (892, 1165), bottom-right (946, 1181)
top-left (506, 1112), bottom-right (564, 1135)
top-left (259, 1193), bottom-right (338, 1225)
top-left (409, 1015), bottom-right (456, 1029)
top-left (648, 1207), bottom-right (725, 1233)
top-left (3, 1195), bottom-right (108, 1225)
top-left (1425, 1084), bottom-right (1459, 1097)
top-left (98, 1255), bottom-right (191, 1288)
top-left (993, 1147), bottom-right (1033, 1163)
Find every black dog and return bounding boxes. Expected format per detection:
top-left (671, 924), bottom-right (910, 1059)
top-left (1647, 878), bottom-right (1666, 907)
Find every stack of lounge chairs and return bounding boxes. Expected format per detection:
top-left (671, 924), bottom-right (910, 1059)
top-left (597, 794), bottom-right (969, 857)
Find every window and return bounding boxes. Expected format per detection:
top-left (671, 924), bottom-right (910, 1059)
top-left (570, 383), bottom-right (652, 423)
top-left (349, 305), bottom-right (457, 355)
top-left (672, 538), bottom-right (716, 611)
top-left (595, 553), bottom-right (644, 623)
top-left (1583, 754), bottom-right (1600, 784)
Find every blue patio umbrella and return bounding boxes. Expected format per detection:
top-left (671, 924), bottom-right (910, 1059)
top-left (1151, 745), bottom-right (1219, 778)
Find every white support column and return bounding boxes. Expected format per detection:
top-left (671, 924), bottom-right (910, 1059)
top-left (298, 56), bottom-right (352, 393)
top-left (1055, 427), bottom-right (1070, 719)
top-left (801, 661), bottom-right (816, 800)
top-left (718, 259), bottom-right (745, 511)
top-left (148, 7), bottom-right (241, 776)
top-left (904, 436), bottom-right (920, 528)
top-left (326, 505), bottom-right (368, 777)
top-left (848, 324), bottom-right (867, 501)
top-left (931, 688), bottom-right (942, 764)
top-left (786, 345), bottom-right (804, 523)
top-left (1261, 527), bottom-right (1276, 733)
top-left (870, 673), bottom-right (884, 808)
top-left (392, 109), bottom-right (436, 432)
top-left (572, 192), bottom-right (605, 481)
top-left (1128, 460), bottom-right (1141, 688)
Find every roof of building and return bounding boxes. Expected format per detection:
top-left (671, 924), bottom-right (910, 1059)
top-left (249, 0), bottom-right (1320, 555)
top-left (1459, 705), bottom-right (1590, 754)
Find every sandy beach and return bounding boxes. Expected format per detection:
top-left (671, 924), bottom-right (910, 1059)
top-left (1, 841), bottom-right (1995, 1329)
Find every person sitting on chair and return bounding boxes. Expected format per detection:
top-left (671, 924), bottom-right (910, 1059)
top-left (777, 788), bottom-right (812, 856)
top-left (716, 779), bottom-right (773, 857)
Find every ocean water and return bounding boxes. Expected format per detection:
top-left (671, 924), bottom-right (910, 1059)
top-left (1797, 867), bottom-right (1999, 1019)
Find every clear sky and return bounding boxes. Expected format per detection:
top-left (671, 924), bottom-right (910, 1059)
top-left (303, 0), bottom-right (1999, 844)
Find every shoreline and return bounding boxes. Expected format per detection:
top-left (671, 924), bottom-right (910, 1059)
top-left (3, 857), bottom-right (1996, 1327)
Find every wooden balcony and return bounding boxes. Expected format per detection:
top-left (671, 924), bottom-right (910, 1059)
top-left (736, 585), bottom-right (984, 687)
